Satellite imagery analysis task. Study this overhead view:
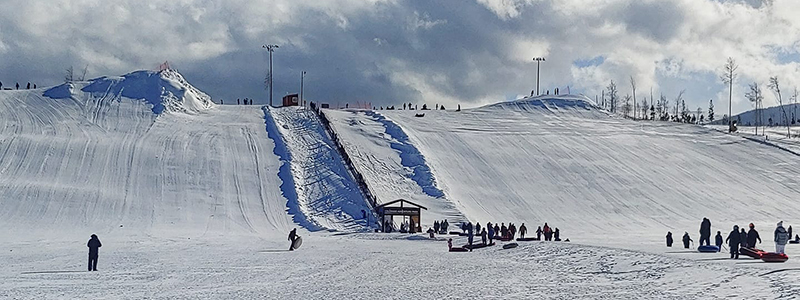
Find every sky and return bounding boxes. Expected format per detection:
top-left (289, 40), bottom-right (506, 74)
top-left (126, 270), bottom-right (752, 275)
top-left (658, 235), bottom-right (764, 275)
top-left (0, 0), bottom-right (799, 115)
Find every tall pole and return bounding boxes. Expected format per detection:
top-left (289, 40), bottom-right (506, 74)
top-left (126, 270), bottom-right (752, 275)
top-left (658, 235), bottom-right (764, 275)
top-left (301, 71), bottom-right (306, 107)
top-left (263, 44), bottom-right (279, 107)
top-left (728, 78), bottom-right (733, 132)
top-left (533, 57), bottom-right (545, 95)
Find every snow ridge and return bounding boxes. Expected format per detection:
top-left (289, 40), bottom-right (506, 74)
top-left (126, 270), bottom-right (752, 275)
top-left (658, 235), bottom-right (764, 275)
top-left (364, 111), bottom-right (445, 198)
top-left (44, 69), bottom-right (213, 115)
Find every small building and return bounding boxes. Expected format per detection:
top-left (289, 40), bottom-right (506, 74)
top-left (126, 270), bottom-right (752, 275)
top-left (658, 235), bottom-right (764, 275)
top-left (282, 93), bottom-right (299, 107)
top-left (376, 199), bottom-right (427, 233)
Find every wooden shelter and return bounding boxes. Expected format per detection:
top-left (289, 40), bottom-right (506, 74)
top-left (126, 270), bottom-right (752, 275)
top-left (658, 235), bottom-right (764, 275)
top-left (376, 199), bottom-right (427, 233)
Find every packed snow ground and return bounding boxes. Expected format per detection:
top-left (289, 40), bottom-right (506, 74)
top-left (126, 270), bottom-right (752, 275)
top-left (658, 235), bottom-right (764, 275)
top-left (3, 73), bottom-right (800, 298)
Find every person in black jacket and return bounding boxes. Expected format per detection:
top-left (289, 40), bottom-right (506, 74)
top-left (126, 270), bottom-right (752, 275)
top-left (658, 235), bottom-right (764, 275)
top-left (715, 231), bottom-right (723, 251)
top-left (725, 225), bottom-right (741, 259)
top-left (288, 228), bottom-right (298, 251)
top-left (699, 218), bottom-right (711, 246)
top-left (682, 232), bottom-right (692, 248)
top-left (746, 223), bottom-right (761, 249)
top-left (87, 234), bottom-right (102, 271)
top-left (666, 231), bottom-right (673, 247)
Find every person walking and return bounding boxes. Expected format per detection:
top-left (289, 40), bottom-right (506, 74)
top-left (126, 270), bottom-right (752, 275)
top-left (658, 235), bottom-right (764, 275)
top-left (739, 228), bottom-right (748, 248)
top-left (288, 228), bottom-right (298, 251)
top-left (519, 223), bottom-right (527, 239)
top-left (715, 231), bottom-right (723, 251)
top-left (666, 232), bottom-right (673, 247)
top-left (699, 218), bottom-right (711, 246)
top-left (725, 225), bottom-right (741, 259)
top-left (536, 226), bottom-right (543, 240)
top-left (746, 223), bottom-right (761, 249)
top-left (775, 221), bottom-right (789, 254)
top-left (87, 234), bottom-right (102, 271)
top-left (467, 226), bottom-right (474, 252)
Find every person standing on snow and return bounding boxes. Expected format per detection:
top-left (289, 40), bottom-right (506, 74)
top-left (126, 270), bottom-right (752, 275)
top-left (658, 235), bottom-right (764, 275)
top-left (554, 228), bottom-right (561, 241)
top-left (442, 220), bottom-right (449, 233)
top-left (543, 223), bottom-right (552, 241)
top-left (739, 228), bottom-right (748, 248)
top-left (476, 222), bottom-right (481, 235)
top-left (666, 232), bottom-right (673, 247)
top-left (467, 226), bottom-right (474, 252)
top-left (715, 231), bottom-right (723, 251)
top-left (87, 234), bottom-right (102, 271)
top-left (699, 218), bottom-right (711, 246)
top-left (746, 223), bottom-right (761, 249)
top-left (487, 223), bottom-right (495, 245)
top-left (288, 228), bottom-right (298, 251)
top-left (481, 228), bottom-right (487, 245)
top-left (494, 223), bottom-right (500, 238)
top-left (519, 223), bottom-right (527, 239)
top-left (500, 223), bottom-right (508, 239)
top-left (775, 221), bottom-right (789, 254)
top-left (434, 221), bottom-right (440, 234)
top-left (789, 225), bottom-right (793, 242)
top-left (682, 232), bottom-right (692, 249)
top-left (725, 225), bottom-right (741, 259)
top-left (536, 226), bottom-right (543, 240)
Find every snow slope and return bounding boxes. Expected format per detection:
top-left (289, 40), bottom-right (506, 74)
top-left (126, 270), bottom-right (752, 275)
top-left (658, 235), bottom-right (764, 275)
top-left (328, 95), bottom-right (800, 248)
top-left (712, 102), bottom-right (800, 127)
top-left (265, 106), bottom-right (373, 231)
top-left (0, 71), bottom-right (292, 240)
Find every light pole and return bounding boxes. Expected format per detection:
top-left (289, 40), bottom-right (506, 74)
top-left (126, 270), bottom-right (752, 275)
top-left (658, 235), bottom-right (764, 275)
top-left (301, 71), bottom-right (306, 107)
top-left (533, 57), bottom-right (545, 96)
top-left (263, 44), bottom-right (279, 107)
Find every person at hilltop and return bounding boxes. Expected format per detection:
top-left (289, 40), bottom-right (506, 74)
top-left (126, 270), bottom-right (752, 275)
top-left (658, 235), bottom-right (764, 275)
top-left (26, 82), bottom-right (30, 89)
top-left (509, 223), bottom-right (516, 239)
top-left (475, 222), bottom-right (481, 235)
top-left (500, 223), bottom-right (508, 239)
top-left (481, 228), bottom-right (487, 245)
top-left (554, 228), bottom-right (561, 241)
top-left (288, 228), bottom-right (298, 251)
top-left (537, 226), bottom-right (543, 240)
top-left (87, 234), bottom-right (102, 271)
top-left (682, 232), bottom-right (692, 249)
top-left (519, 223), bottom-right (527, 239)
top-left (746, 223), bottom-right (761, 249)
top-left (0, 81), bottom-right (3, 89)
top-left (666, 232), bottom-right (673, 247)
top-left (494, 223), bottom-right (500, 238)
top-left (16, 82), bottom-right (19, 89)
top-left (789, 225), bottom-right (793, 242)
top-left (699, 218), bottom-right (711, 246)
top-left (775, 221), bottom-right (789, 254)
top-left (715, 231), bottom-right (723, 251)
top-left (725, 225), bottom-right (741, 259)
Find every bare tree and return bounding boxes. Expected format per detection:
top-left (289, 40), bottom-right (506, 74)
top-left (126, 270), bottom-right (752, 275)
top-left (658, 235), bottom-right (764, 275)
top-left (630, 76), bottom-right (637, 119)
top-left (721, 58), bottom-right (738, 132)
top-left (745, 82), bottom-right (764, 135)
top-left (606, 80), bottom-right (618, 113)
top-left (674, 90), bottom-right (685, 122)
top-left (622, 95), bottom-right (632, 117)
top-left (768, 76), bottom-right (791, 138)
top-left (640, 97), bottom-right (648, 119)
top-left (65, 66), bottom-right (74, 83)
top-left (80, 65), bottom-right (89, 81)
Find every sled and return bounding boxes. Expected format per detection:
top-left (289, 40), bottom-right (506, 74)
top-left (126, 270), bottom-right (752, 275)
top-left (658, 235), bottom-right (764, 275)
top-left (449, 247), bottom-right (469, 252)
top-left (739, 247), bottom-right (765, 259)
top-left (697, 245), bottom-right (720, 253)
top-left (291, 236), bottom-right (303, 250)
top-left (790, 240), bottom-right (799, 244)
top-left (502, 243), bottom-right (519, 249)
top-left (761, 252), bottom-right (789, 263)
top-left (464, 242), bottom-right (495, 250)
top-left (414, 113), bottom-right (425, 117)
top-left (516, 237), bottom-right (539, 241)
top-left (448, 231), bottom-right (461, 235)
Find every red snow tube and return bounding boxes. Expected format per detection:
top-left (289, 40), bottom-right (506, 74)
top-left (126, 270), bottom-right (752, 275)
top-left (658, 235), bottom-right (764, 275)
top-left (761, 252), bottom-right (789, 263)
top-left (449, 247), bottom-right (469, 252)
top-left (739, 247), bottom-right (765, 259)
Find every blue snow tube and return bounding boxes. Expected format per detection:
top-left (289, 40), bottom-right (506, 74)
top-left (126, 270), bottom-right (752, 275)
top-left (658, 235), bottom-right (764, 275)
top-left (697, 245), bottom-right (720, 253)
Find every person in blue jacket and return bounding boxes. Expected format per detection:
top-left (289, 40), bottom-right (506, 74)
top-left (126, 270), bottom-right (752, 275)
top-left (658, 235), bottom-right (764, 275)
top-left (87, 234), bottom-right (102, 271)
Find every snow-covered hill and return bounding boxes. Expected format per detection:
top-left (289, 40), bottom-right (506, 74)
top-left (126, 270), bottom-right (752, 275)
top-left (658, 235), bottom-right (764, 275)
top-left (328, 94), bottom-right (800, 247)
top-left (712, 102), bottom-right (800, 127)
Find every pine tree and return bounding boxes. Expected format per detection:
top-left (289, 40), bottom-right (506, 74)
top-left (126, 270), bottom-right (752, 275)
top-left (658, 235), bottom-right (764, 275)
top-left (708, 99), bottom-right (715, 122)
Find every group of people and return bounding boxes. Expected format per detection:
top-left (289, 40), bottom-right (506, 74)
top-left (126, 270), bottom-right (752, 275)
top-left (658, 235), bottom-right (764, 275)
top-left (432, 220), bottom-right (450, 234)
top-left (431, 220), bottom-right (563, 251)
top-left (667, 218), bottom-right (795, 259)
top-left (0, 81), bottom-right (36, 90)
top-left (220, 98), bottom-right (254, 105)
